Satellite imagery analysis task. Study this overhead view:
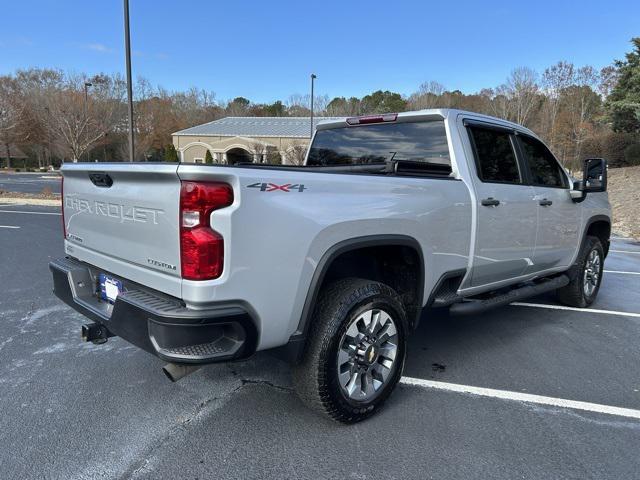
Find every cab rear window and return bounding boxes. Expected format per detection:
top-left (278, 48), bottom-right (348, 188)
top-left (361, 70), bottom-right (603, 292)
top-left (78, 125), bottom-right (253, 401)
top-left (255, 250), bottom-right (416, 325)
top-left (307, 121), bottom-right (450, 167)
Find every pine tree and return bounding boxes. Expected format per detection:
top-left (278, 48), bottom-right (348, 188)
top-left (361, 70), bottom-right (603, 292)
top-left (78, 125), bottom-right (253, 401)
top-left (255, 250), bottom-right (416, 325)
top-left (164, 144), bottom-right (179, 162)
top-left (607, 38), bottom-right (640, 133)
top-left (205, 150), bottom-right (213, 164)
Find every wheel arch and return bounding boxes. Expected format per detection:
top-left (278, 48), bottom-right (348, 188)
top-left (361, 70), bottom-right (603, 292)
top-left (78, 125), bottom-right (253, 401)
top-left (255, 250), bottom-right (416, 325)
top-left (583, 215), bottom-right (611, 258)
top-left (275, 235), bottom-right (425, 363)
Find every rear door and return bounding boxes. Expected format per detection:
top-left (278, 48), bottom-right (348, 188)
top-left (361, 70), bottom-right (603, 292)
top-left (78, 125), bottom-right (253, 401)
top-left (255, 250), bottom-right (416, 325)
top-left (516, 134), bottom-right (580, 271)
top-left (466, 123), bottom-right (538, 287)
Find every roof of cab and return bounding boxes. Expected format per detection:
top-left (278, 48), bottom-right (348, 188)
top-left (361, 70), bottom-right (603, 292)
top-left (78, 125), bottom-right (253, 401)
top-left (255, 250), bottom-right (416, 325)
top-left (315, 108), bottom-right (537, 137)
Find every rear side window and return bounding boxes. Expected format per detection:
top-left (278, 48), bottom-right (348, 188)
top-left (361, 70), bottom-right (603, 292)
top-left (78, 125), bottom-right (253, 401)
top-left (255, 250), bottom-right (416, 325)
top-left (469, 127), bottom-right (521, 183)
top-left (306, 121), bottom-right (450, 167)
top-left (518, 135), bottom-right (567, 188)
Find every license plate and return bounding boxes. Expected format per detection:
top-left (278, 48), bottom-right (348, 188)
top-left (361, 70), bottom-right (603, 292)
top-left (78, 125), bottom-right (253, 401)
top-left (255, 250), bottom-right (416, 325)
top-left (98, 274), bottom-right (123, 303)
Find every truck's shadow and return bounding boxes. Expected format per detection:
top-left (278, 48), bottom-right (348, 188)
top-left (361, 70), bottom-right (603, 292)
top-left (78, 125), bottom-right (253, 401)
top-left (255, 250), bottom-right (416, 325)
top-left (404, 296), bottom-right (564, 379)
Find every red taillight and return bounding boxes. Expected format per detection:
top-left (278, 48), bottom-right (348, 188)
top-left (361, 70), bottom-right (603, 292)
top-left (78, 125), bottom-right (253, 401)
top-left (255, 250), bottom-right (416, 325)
top-left (180, 181), bottom-right (233, 280)
top-left (346, 113), bottom-right (398, 125)
top-left (61, 177), bottom-right (66, 239)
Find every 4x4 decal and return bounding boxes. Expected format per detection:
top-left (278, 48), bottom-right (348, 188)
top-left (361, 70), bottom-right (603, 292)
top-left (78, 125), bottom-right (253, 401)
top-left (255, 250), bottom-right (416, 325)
top-left (247, 182), bottom-right (306, 192)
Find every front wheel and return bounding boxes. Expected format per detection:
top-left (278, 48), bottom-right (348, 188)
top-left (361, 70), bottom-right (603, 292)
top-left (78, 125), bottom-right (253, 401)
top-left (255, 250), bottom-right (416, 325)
top-left (557, 235), bottom-right (604, 307)
top-left (293, 278), bottom-right (407, 423)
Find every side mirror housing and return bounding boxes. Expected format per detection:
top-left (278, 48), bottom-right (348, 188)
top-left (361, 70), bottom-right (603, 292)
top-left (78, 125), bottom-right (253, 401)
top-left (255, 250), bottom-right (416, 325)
top-left (571, 158), bottom-right (607, 202)
top-left (570, 181), bottom-right (586, 202)
top-left (583, 158), bottom-right (607, 193)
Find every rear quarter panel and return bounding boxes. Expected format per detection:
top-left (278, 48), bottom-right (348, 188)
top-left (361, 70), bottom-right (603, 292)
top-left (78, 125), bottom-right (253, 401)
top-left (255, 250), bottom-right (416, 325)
top-left (178, 164), bottom-right (472, 350)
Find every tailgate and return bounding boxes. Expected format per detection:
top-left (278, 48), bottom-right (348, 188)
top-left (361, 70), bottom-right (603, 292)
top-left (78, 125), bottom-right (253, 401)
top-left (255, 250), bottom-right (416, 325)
top-left (61, 163), bottom-right (182, 295)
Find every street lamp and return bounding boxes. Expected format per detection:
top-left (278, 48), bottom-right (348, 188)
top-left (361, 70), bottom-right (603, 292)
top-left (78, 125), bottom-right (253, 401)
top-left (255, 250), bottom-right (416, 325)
top-left (44, 106), bottom-right (51, 167)
top-left (123, 0), bottom-right (135, 162)
top-left (84, 82), bottom-right (92, 162)
top-left (310, 73), bottom-right (316, 139)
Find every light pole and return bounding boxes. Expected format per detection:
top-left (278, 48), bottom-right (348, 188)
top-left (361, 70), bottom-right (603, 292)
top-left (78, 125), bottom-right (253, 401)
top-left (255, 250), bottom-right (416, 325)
top-left (123, 0), bottom-right (135, 162)
top-left (310, 73), bottom-right (316, 139)
top-left (84, 82), bottom-right (92, 162)
top-left (44, 106), bottom-right (51, 168)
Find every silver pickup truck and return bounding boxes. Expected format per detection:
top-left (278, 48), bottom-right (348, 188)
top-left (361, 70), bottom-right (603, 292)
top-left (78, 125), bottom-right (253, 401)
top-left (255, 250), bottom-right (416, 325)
top-left (50, 109), bottom-right (611, 423)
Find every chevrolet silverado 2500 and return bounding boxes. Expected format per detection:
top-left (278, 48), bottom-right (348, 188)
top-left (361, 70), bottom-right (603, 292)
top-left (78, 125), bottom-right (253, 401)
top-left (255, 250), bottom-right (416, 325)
top-left (50, 109), bottom-right (611, 423)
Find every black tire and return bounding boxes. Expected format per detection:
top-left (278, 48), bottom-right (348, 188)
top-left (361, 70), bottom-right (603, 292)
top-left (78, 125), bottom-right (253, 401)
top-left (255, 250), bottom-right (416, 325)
top-left (293, 278), bottom-right (407, 423)
top-left (556, 235), bottom-right (604, 308)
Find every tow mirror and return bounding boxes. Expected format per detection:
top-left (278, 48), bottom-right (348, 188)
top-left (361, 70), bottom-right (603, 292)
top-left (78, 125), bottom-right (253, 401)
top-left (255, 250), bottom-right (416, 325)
top-left (583, 158), bottom-right (607, 192)
top-left (570, 158), bottom-right (607, 202)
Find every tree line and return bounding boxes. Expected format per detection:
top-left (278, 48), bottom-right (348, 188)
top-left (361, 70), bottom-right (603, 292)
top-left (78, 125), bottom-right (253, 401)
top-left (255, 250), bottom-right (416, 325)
top-left (1, 38), bottom-right (639, 170)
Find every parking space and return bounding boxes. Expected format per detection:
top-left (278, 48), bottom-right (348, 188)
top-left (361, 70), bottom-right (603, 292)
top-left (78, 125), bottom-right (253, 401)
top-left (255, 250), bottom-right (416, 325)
top-left (0, 172), bottom-right (61, 195)
top-left (1, 207), bottom-right (639, 479)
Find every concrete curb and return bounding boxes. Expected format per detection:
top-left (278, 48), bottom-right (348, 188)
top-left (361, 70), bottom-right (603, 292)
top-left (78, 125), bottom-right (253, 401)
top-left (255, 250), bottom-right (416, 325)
top-left (0, 197), bottom-right (61, 207)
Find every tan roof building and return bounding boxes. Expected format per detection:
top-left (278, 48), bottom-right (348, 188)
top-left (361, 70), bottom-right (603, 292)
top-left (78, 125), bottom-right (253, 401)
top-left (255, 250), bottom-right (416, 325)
top-left (172, 116), bottom-right (341, 165)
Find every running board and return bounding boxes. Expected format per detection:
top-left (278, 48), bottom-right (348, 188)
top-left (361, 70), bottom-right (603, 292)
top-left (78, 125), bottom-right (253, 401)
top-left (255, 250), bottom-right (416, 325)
top-left (449, 275), bottom-right (569, 316)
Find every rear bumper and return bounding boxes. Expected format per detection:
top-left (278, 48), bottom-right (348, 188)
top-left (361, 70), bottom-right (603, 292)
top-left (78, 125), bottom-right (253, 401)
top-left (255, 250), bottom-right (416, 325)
top-left (49, 257), bottom-right (258, 364)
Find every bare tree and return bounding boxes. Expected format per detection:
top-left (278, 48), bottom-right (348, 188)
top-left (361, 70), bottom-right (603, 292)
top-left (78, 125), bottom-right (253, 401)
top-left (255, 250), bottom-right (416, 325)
top-left (569, 66), bottom-right (601, 165)
top-left (505, 67), bottom-right (539, 125)
top-left (542, 61), bottom-right (575, 149)
top-left (172, 87), bottom-right (221, 128)
top-left (249, 140), bottom-right (268, 163)
top-left (487, 86), bottom-right (512, 120)
top-left (284, 141), bottom-right (308, 165)
top-left (14, 68), bottom-right (65, 167)
top-left (285, 94), bottom-right (328, 116)
top-left (286, 94), bottom-right (310, 116)
top-left (117, 77), bottom-right (161, 161)
top-left (408, 81), bottom-right (446, 109)
top-left (39, 73), bottom-right (125, 162)
top-left (0, 76), bottom-right (28, 168)
top-left (598, 65), bottom-right (618, 99)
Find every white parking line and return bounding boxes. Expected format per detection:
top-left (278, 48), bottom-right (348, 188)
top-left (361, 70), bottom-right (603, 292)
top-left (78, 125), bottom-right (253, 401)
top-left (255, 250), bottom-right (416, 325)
top-left (0, 225), bottom-right (20, 229)
top-left (511, 302), bottom-right (640, 318)
top-left (0, 209), bottom-right (61, 216)
top-left (400, 377), bottom-right (640, 420)
top-left (610, 250), bottom-right (640, 255)
top-left (605, 270), bottom-right (640, 276)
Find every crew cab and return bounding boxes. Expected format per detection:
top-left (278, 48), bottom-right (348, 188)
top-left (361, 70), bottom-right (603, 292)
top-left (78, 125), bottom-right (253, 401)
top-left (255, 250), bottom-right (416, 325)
top-left (50, 109), bottom-right (611, 423)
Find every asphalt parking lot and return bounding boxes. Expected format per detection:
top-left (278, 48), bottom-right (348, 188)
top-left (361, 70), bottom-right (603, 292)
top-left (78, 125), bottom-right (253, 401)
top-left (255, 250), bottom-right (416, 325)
top-left (1, 203), bottom-right (639, 480)
top-left (0, 172), bottom-right (61, 195)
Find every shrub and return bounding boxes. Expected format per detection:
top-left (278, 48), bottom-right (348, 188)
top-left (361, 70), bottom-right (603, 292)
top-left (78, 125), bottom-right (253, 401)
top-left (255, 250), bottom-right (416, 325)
top-left (205, 150), bottom-right (213, 164)
top-left (601, 131), bottom-right (638, 167)
top-left (581, 135), bottom-right (604, 159)
top-left (266, 151), bottom-right (283, 165)
top-left (624, 143), bottom-right (640, 166)
top-left (163, 144), bottom-right (179, 162)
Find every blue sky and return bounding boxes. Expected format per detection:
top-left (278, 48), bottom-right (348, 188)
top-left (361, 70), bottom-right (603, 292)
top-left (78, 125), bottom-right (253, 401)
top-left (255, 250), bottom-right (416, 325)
top-left (1, 0), bottom-right (638, 103)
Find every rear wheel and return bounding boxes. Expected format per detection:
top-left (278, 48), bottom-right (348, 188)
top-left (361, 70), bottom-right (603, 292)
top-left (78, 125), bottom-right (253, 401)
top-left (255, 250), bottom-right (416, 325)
top-left (557, 235), bottom-right (604, 307)
top-left (293, 278), bottom-right (407, 423)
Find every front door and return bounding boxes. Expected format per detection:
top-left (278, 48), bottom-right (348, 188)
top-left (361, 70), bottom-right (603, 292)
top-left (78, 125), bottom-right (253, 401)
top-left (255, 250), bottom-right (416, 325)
top-left (467, 124), bottom-right (538, 287)
top-left (517, 134), bottom-right (580, 271)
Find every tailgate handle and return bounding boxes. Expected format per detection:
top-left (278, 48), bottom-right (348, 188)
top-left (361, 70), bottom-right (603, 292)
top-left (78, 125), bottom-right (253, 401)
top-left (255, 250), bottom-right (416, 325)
top-left (89, 173), bottom-right (113, 188)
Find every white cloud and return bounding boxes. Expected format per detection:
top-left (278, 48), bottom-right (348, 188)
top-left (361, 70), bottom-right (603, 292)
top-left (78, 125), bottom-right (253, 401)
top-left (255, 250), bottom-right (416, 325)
top-left (85, 43), bottom-right (113, 53)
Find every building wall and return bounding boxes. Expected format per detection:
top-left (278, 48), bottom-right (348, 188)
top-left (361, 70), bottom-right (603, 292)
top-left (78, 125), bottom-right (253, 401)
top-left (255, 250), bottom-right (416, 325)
top-left (173, 134), bottom-right (310, 165)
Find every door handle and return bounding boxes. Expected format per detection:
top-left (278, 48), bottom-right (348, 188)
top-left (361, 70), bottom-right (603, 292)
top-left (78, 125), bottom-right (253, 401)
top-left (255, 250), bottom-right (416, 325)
top-left (538, 199), bottom-right (553, 206)
top-left (481, 197), bottom-right (500, 206)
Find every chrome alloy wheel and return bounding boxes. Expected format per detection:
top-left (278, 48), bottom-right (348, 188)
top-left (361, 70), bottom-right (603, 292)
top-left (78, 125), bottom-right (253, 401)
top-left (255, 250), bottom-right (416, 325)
top-left (583, 248), bottom-right (602, 297)
top-left (337, 308), bottom-right (399, 402)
